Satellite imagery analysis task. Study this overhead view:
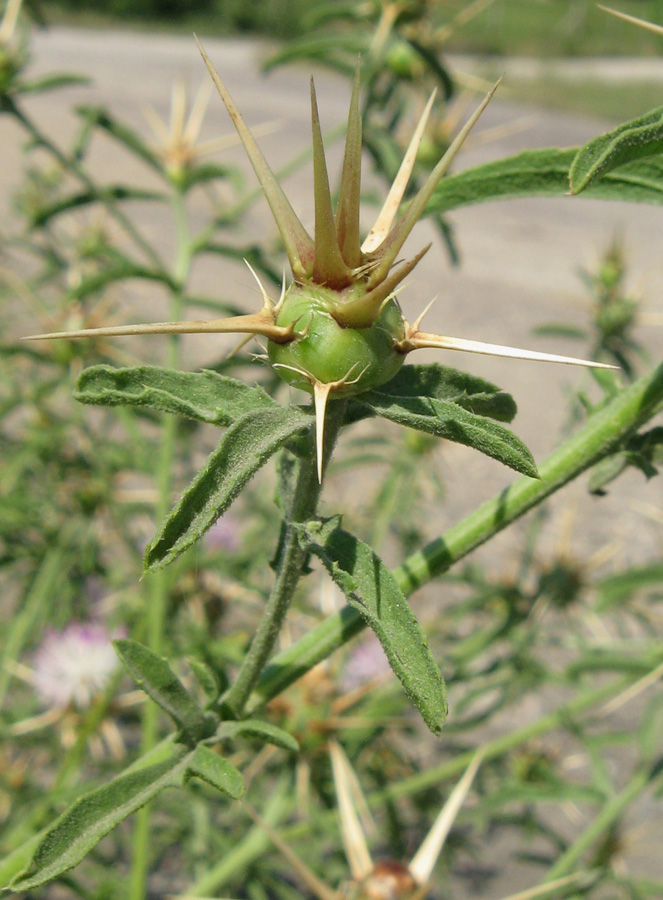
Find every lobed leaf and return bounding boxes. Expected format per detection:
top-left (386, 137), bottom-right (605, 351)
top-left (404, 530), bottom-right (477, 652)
top-left (186, 746), bottom-right (245, 799)
top-left (296, 517), bottom-right (447, 735)
top-left (359, 391), bottom-right (538, 477)
top-left (427, 147), bottom-right (663, 215)
top-left (8, 753), bottom-right (191, 892)
top-left (381, 364), bottom-right (517, 422)
top-left (144, 406), bottom-right (312, 571)
top-left (114, 639), bottom-right (215, 743)
top-left (75, 365), bottom-right (277, 425)
top-left (570, 106), bottom-right (663, 195)
top-left (216, 719), bottom-right (299, 752)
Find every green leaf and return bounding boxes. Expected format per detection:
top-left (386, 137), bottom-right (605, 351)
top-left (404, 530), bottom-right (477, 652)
top-left (359, 391), bottom-right (538, 478)
top-left (382, 364), bottom-right (517, 422)
top-left (75, 365), bottom-right (277, 425)
top-left (188, 658), bottom-right (220, 703)
top-left (570, 106), bottom-right (663, 195)
top-left (18, 73), bottom-right (91, 94)
top-left (64, 260), bottom-right (175, 302)
top-left (144, 406), bottom-right (312, 571)
top-left (30, 186), bottom-right (165, 228)
top-left (9, 753), bottom-right (191, 892)
top-left (427, 148), bottom-right (663, 216)
top-left (76, 105), bottom-right (163, 172)
top-left (114, 639), bottom-right (215, 743)
top-left (186, 746), bottom-right (245, 799)
top-left (596, 561), bottom-right (663, 609)
top-left (216, 719), bottom-right (299, 753)
top-left (296, 517), bottom-right (447, 735)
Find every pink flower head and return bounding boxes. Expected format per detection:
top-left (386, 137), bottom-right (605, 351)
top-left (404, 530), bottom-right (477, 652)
top-left (32, 622), bottom-right (122, 710)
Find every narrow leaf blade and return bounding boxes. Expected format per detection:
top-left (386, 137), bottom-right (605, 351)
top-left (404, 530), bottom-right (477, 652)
top-left (427, 148), bottom-right (663, 216)
top-left (9, 754), bottom-right (190, 892)
top-left (570, 106), bottom-right (663, 194)
top-left (360, 392), bottom-right (538, 477)
top-left (144, 406), bottom-right (311, 570)
top-left (383, 364), bottom-right (517, 422)
top-left (114, 639), bottom-right (212, 741)
top-left (297, 518), bottom-right (447, 735)
top-left (187, 746), bottom-right (245, 799)
top-left (75, 365), bottom-right (277, 425)
top-left (216, 719), bottom-right (299, 752)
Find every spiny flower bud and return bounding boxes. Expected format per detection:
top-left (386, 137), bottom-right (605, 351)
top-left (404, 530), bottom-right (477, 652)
top-left (25, 42), bottom-right (614, 480)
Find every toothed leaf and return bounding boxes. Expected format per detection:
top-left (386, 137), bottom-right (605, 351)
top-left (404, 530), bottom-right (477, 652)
top-left (114, 639), bottom-right (215, 742)
top-left (75, 365), bottom-right (277, 425)
top-left (296, 517), bottom-right (447, 735)
top-left (186, 746), bottom-right (245, 799)
top-left (144, 406), bottom-right (312, 570)
top-left (381, 364), bottom-right (517, 422)
top-left (359, 391), bottom-right (538, 477)
top-left (570, 106), bottom-right (663, 195)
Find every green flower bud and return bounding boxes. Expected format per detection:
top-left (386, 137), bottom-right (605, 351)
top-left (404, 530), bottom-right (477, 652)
top-left (268, 285), bottom-right (405, 397)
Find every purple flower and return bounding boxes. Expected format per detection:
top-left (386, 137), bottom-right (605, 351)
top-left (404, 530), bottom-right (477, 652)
top-left (32, 623), bottom-right (122, 710)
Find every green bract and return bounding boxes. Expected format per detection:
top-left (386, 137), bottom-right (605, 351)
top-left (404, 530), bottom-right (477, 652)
top-left (268, 287), bottom-right (405, 396)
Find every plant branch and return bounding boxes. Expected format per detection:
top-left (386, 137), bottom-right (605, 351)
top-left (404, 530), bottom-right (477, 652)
top-left (222, 401), bottom-right (347, 718)
top-left (248, 361), bottom-right (663, 710)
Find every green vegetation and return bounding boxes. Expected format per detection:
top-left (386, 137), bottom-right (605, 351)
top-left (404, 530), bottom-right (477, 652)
top-left (43, 0), bottom-right (663, 55)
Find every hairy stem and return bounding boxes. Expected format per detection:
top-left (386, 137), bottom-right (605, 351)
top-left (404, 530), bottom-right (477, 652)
top-left (248, 361), bottom-right (663, 710)
top-left (223, 401), bottom-right (347, 718)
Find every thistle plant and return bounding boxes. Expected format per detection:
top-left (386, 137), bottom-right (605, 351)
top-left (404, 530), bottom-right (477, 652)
top-left (27, 47), bottom-right (609, 480)
top-left (4, 7), bottom-right (663, 899)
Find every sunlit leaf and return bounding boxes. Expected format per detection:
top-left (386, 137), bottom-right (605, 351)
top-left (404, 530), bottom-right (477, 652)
top-left (359, 390), bottom-right (538, 477)
top-left (381, 364), bottom-right (517, 422)
top-left (570, 106), bottom-right (663, 194)
top-left (75, 365), bottom-right (277, 425)
top-left (427, 148), bottom-right (663, 215)
top-left (144, 406), bottom-right (312, 571)
top-left (296, 517), bottom-right (447, 735)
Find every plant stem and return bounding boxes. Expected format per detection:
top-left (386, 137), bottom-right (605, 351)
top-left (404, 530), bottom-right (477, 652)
top-left (223, 401), bottom-right (346, 718)
top-left (129, 188), bottom-right (189, 900)
top-left (545, 764), bottom-right (660, 881)
top-left (248, 360), bottom-right (663, 710)
top-left (5, 97), bottom-right (164, 270)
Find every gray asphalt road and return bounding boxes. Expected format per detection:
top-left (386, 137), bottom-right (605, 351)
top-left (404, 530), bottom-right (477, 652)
top-left (3, 27), bottom-right (662, 563)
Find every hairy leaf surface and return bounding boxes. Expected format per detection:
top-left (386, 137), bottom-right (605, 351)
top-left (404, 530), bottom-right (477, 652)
top-left (570, 107), bottom-right (663, 194)
top-left (296, 518), bottom-right (447, 734)
top-left (114, 639), bottom-right (214, 742)
top-left (381, 364), bottom-right (517, 422)
top-left (144, 406), bottom-right (312, 570)
top-left (426, 148), bottom-right (663, 215)
top-left (75, 365), bottom-right (276, 425)
top-left (359, 391), bottom-right (538, 477)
